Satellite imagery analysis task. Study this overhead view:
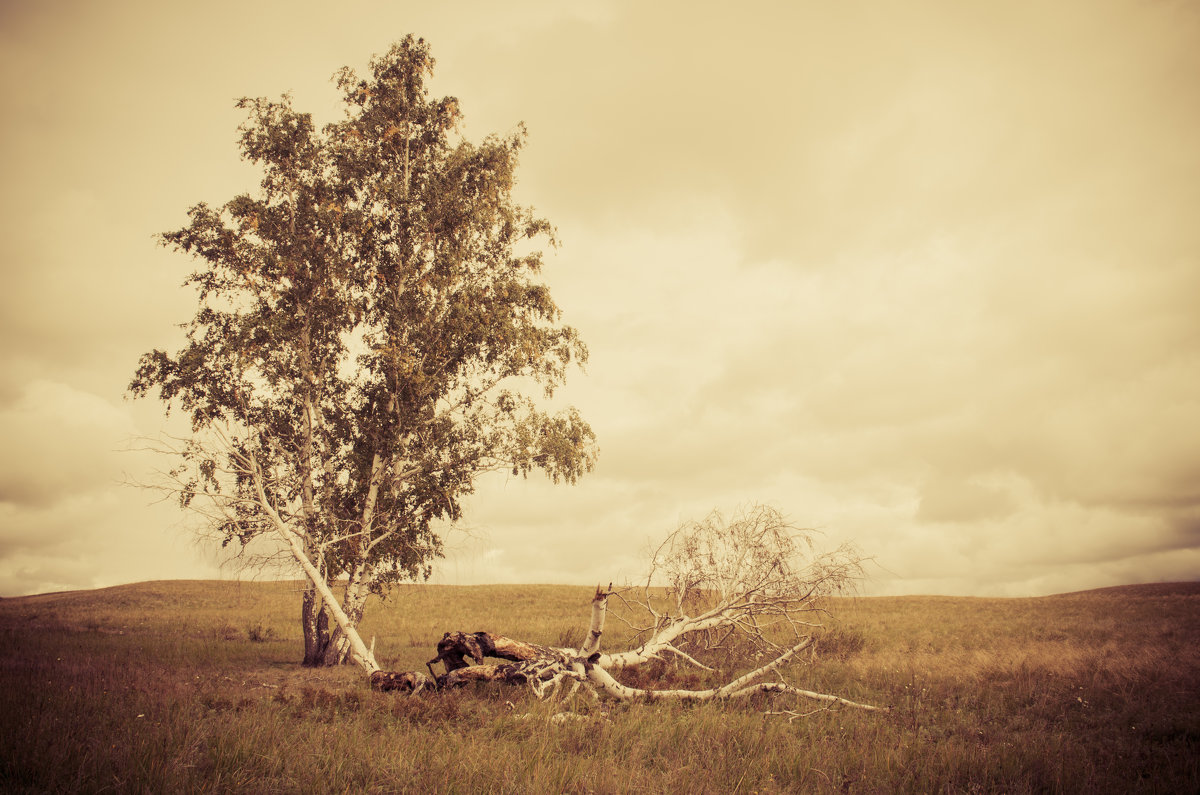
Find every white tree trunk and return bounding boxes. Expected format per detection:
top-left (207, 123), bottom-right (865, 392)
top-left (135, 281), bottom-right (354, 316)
top-left (579, 584), bottom-right (609, 656)
top-left (595, 610), bottom-right (729, 670)
top-left (241, 442), bottom-right (381, 674)
top-left (281, 530), bottom-right (380, 674)
top-left (328, 570), bottom-right (372, 665)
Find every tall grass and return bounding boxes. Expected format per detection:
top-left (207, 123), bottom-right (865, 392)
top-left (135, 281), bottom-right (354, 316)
top-left (1, 580), bottom-right (1196, 792)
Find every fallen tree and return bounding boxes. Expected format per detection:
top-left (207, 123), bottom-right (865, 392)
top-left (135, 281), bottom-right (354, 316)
top-left (367, 599), bottom-right (884, 713)
top-left (359, 506), bottom-right (887, 713)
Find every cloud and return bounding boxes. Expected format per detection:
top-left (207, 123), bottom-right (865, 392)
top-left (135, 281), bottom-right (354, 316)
top-left (479, 1), bottom-right (1200, 262)
top-left (0, 379), bottom-right (230, 595)
top-left (917, 475), bottom-right (1018, 525)
top-left (1, 0), bottom-right (1198, 597)
top-left (0, 381), bottom-right (135, 507)
top-left (0, 489), bottom-right (225, 596)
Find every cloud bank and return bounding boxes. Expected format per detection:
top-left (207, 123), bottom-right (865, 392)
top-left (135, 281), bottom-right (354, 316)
top-left (1, 0), bottom-right (1196, 595)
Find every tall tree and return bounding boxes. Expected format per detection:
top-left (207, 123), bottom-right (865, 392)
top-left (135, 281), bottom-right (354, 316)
top-left (131, 36), bottom-right (596, 666)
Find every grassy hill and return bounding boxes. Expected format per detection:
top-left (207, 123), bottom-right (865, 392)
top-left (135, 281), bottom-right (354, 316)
top-left (1, 580), bottom-right (1197, 792)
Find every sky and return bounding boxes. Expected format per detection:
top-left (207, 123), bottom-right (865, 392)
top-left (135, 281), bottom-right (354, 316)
top-left (1, 0), bottom-right (1197, 597)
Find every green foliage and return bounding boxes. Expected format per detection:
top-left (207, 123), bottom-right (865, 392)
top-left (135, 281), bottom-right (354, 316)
top-left (129, 36), bottom-right (597, 653)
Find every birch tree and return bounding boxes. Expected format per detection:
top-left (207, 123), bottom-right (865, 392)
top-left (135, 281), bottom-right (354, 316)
top-left (130, 36), bottom-right (596, 666)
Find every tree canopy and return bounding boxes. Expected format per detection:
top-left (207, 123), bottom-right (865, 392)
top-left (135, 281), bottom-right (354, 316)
top-left (130, 36), bottom-right (597, 665)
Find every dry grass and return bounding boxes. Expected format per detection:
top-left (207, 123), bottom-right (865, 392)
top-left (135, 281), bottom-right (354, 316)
top-left (1, 579), bottom-right (1197, 792)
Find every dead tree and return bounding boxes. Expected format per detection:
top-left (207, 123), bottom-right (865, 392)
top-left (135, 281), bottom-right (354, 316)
top-left (371, 506), bottom-right (886, 713)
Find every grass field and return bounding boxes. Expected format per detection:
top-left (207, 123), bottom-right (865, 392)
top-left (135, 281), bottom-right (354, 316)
top-left (1, 579), bottom-right (1197, 793)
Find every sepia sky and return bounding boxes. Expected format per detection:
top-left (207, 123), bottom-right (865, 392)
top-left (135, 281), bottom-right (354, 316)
top-left (1, 0), bottom-right (1197, 597)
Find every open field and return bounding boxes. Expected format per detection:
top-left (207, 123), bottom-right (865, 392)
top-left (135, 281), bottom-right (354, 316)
top-left (1, 580), bottom-right (1197, 793)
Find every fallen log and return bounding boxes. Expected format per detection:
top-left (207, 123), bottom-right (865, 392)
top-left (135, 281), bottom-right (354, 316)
top-left (428, 631), bottom-right (577, 674)
top-left (419, 631), bottom-right (597, 697)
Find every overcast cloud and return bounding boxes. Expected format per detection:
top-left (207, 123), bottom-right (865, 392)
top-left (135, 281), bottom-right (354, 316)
top-left (1, 0), bottom-right (1197, 596)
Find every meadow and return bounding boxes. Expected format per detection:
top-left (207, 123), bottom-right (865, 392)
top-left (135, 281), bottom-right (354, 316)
top-left (0, 579), bottom-right (1196, 793)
